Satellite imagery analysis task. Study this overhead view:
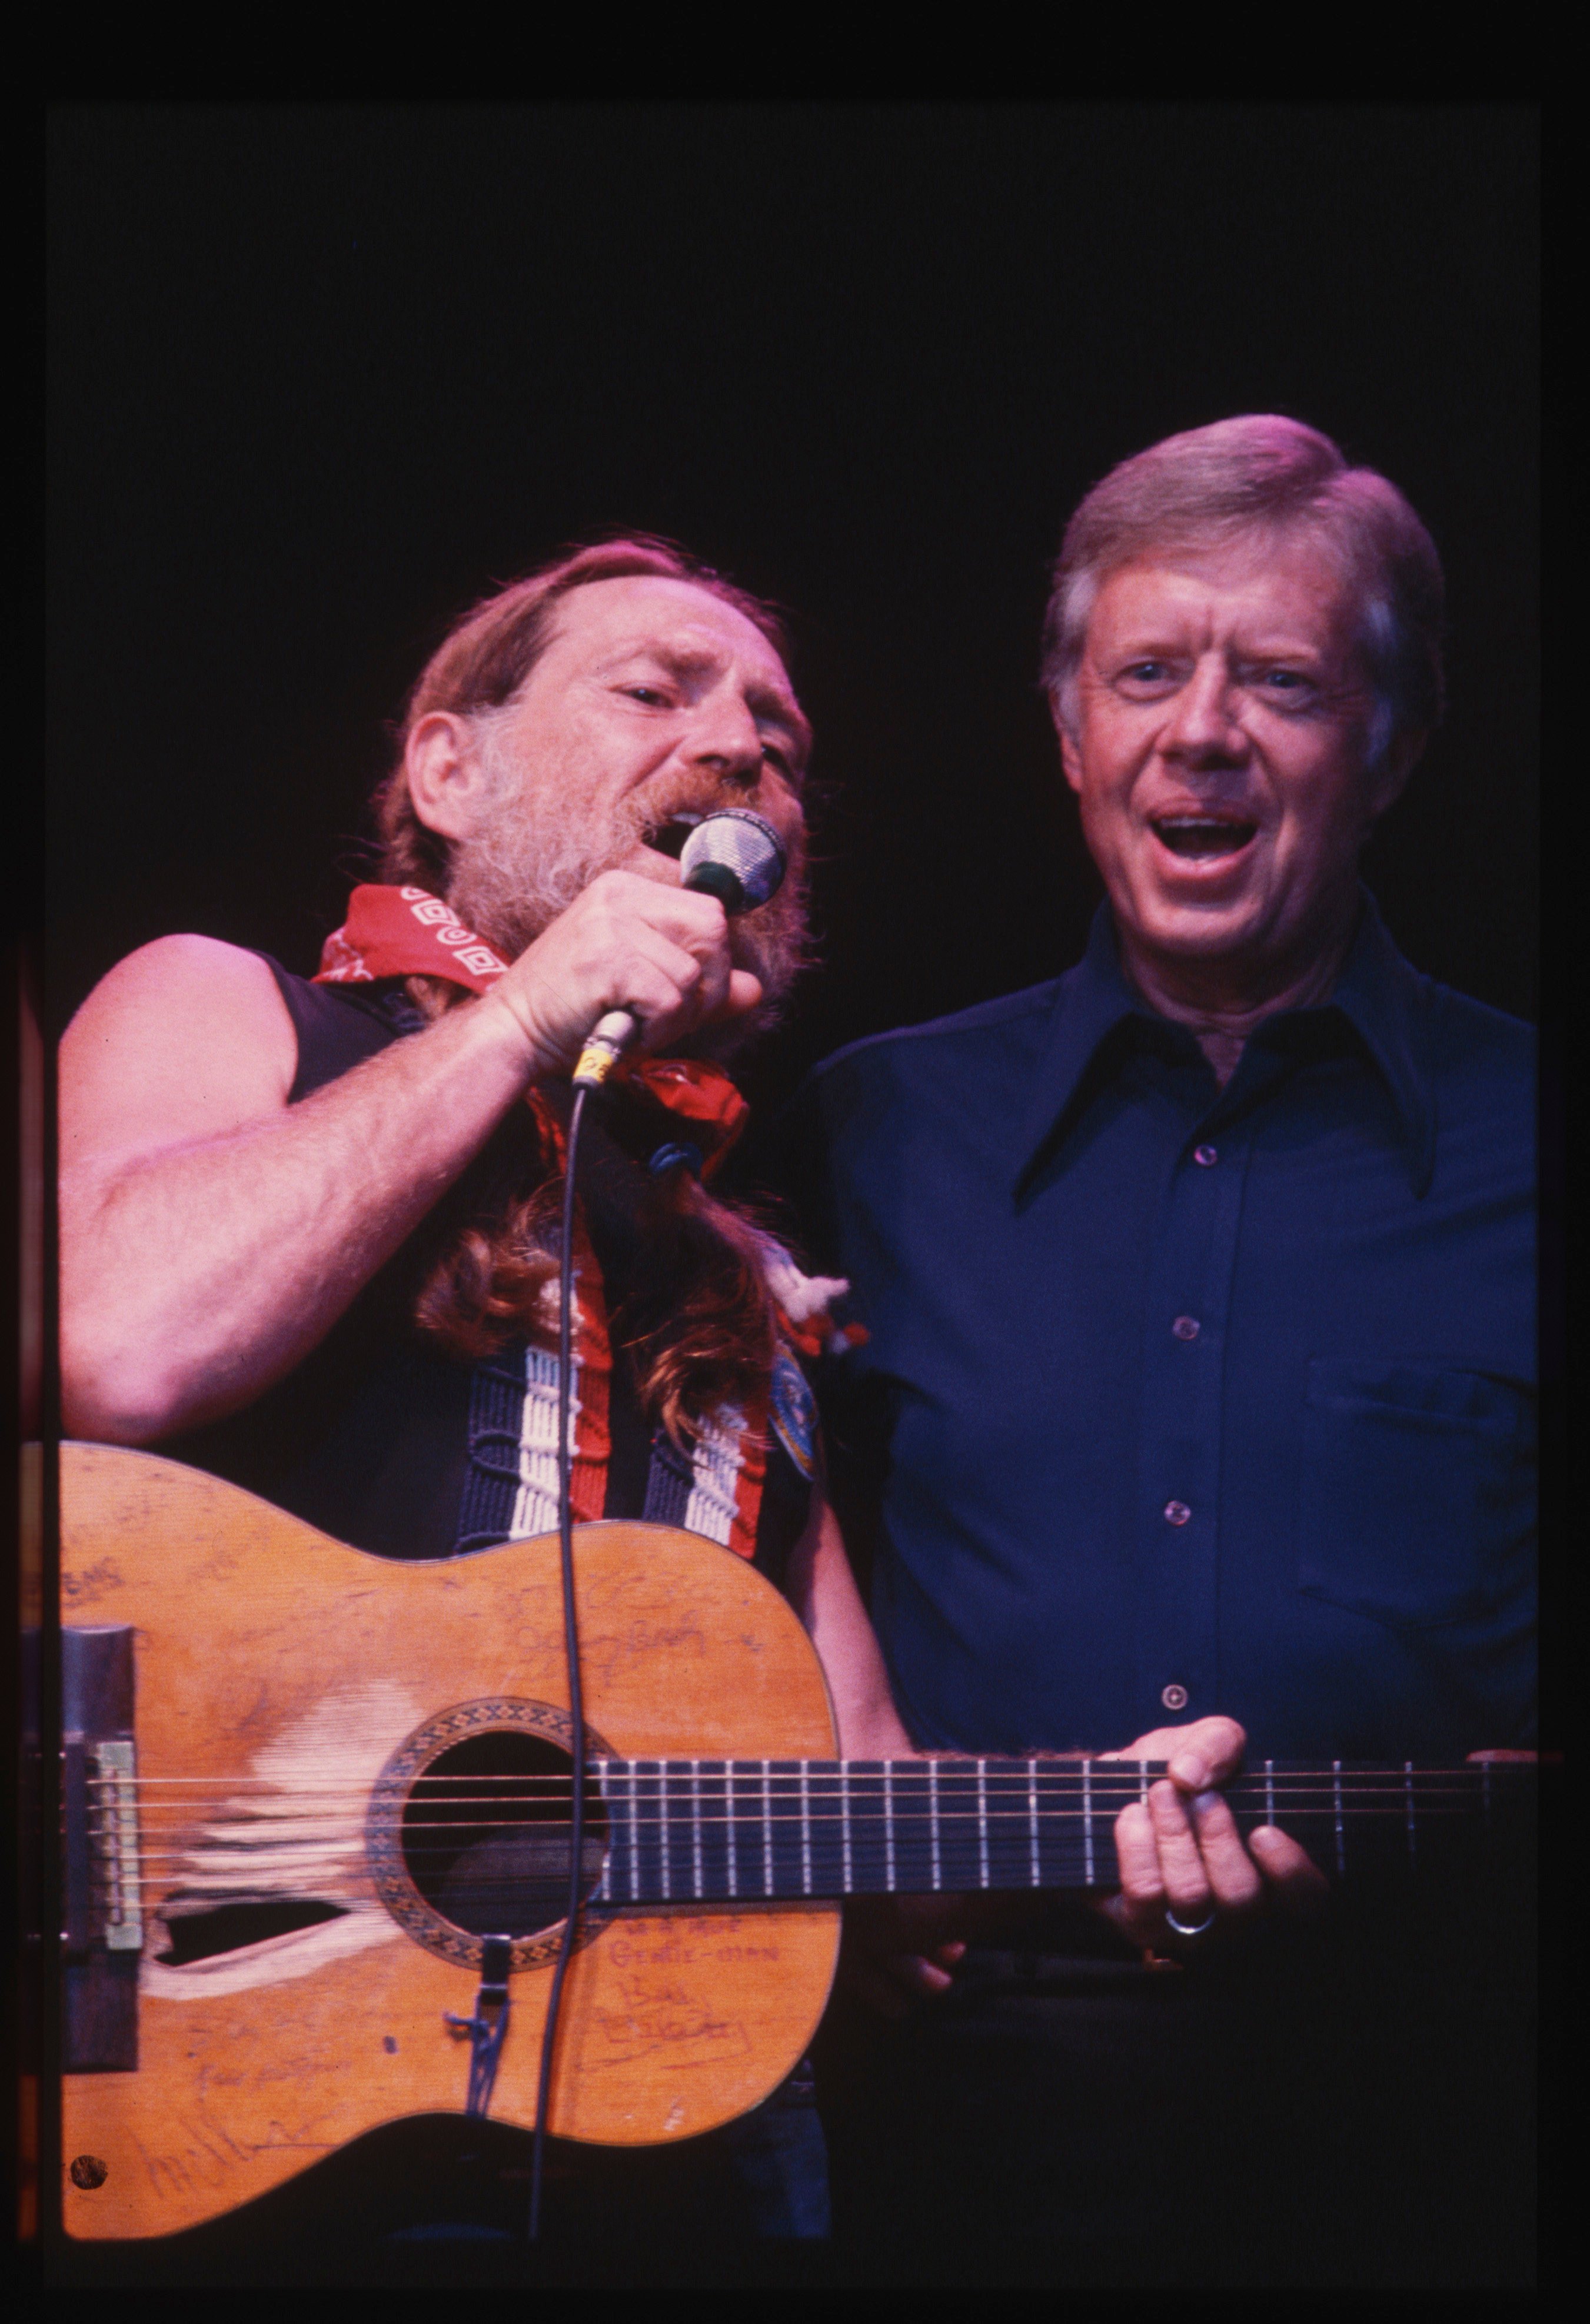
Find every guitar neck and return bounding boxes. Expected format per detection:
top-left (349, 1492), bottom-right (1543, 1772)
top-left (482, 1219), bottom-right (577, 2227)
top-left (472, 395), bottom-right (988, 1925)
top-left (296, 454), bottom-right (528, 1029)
top-left (588, 1757), bottom-right (1530, 1907)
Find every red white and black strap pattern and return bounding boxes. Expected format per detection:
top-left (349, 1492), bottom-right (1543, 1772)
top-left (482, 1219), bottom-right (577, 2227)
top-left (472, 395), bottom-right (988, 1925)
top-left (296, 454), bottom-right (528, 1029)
top-left (316, 885), bottom-right (848, 1560)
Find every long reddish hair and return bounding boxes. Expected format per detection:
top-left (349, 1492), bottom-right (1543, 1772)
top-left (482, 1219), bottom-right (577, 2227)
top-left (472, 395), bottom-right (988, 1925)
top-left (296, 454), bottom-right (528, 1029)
top-left (405, 1075), bottom-right (784, 1445)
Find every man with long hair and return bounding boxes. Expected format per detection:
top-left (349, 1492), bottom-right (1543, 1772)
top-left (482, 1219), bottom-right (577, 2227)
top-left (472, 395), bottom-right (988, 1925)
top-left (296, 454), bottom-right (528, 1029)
top-left (59, 537), bottom-right (917, 2260)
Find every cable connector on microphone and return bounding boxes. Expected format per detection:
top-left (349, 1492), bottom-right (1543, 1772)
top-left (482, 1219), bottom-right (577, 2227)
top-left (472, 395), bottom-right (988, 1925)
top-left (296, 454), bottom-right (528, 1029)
top-left (573, 1010), bottom-right (638, 1090)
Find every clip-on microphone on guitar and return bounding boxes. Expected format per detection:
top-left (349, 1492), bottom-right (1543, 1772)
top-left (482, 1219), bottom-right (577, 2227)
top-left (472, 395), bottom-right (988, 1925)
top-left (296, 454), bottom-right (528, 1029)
top-left (529, 808), bottom-right (788, 2237)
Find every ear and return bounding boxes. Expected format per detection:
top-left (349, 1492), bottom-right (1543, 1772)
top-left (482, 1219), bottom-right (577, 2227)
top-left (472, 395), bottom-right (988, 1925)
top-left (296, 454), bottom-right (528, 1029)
top-left (1055, 714), bottom-right (1086, 799)
top-left (404, 712), bottom-right (490, 842)
top-left (1365, 728), bottom-right (1427, 825)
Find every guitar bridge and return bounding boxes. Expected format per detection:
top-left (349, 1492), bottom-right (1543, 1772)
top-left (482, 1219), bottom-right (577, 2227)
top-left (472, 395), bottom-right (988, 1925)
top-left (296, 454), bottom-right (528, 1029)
top-left (63, 1627), bottom-right (141, 2070)
top-left (91, 1741), bottom-right (143, 1952)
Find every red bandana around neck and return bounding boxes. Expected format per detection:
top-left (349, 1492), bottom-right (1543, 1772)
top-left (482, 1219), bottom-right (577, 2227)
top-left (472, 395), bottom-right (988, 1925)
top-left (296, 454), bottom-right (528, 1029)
top-left (314, 883), bottom-right (749, 1169)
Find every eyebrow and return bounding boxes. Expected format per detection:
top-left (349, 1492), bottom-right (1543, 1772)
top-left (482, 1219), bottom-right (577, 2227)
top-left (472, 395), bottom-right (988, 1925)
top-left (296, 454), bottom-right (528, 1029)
top-left (1109, 634), bottom-right (1330, 664)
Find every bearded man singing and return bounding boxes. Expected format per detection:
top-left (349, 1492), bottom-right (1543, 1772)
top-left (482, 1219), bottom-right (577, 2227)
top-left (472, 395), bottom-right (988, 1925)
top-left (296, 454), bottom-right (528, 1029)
top-left (58, 538), bottom-right (915, 2262)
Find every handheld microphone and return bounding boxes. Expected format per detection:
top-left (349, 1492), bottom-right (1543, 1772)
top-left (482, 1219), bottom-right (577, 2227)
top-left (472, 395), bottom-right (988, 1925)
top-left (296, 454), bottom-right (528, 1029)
top-left (572, 808), bottom-right (787, 1089)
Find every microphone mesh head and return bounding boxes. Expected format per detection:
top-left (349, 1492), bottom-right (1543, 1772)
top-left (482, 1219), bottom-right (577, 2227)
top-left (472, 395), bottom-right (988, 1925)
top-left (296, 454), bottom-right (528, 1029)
top-left (679, 809), bottom-right (787, 909)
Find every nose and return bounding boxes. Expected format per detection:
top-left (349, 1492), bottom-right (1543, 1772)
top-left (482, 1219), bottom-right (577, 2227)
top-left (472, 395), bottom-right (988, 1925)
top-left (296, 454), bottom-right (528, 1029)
top-left (686, 689), bottom-right (766, 789)
top-left (1160, 655), bottom-right (1248, 768)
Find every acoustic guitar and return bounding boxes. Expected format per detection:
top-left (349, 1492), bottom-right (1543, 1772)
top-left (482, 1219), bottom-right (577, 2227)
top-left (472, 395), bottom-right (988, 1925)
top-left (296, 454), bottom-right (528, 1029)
top-left (57, 1442), bottom-right (1532, 2240)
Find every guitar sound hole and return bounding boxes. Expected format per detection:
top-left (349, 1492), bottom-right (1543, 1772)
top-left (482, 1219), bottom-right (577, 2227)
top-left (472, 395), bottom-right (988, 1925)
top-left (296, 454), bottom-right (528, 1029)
top-left (400, 1730), bottom-right (607, 1939)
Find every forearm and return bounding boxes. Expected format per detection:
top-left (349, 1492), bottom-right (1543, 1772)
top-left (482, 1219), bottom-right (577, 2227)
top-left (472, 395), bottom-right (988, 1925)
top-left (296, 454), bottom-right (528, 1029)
top-left (787, 1488), bottom-right (915, 1758)
top-left (61, 995), bottom-right (538, 1439)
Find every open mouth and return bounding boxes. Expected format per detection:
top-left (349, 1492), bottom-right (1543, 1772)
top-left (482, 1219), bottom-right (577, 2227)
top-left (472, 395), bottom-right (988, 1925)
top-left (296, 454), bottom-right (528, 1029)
top-left (643, 813), bottom-right (704, 860)
top-left (1150, 815), bottom-right (1258, 860)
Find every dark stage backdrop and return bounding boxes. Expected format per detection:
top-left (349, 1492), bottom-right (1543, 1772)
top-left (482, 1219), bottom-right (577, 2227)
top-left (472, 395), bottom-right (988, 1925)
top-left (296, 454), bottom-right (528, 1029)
top-left (48, 104), bottom-right (1538, 1128)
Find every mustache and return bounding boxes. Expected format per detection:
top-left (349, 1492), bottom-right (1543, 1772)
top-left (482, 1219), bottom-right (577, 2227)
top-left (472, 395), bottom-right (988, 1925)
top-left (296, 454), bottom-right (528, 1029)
top-left (442, 762), bottom-right (812, 1052)
top-left (633, 779), bottom-right (812, 1052)
top-left (617, 770), bottom-right (806, 871)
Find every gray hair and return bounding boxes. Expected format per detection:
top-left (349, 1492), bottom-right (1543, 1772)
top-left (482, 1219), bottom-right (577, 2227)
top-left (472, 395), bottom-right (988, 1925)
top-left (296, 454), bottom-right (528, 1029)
top-left (1040, 416), bottom-right (1445, 769)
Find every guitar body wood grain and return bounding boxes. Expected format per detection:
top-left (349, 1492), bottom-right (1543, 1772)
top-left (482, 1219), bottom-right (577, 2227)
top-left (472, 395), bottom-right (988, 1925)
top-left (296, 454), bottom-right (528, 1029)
top-left (60, 1444), bottom-right (839, 2240)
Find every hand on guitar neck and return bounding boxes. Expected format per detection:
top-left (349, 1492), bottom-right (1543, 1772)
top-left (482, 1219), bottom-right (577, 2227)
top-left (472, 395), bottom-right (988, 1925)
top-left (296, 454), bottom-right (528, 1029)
top-left (836, 1715), bottom-right (1321, 2010)
top-left (839, 1721), bottom-right (1541, 2005)
top-left (1097, 1715), bottom-right (1328, 1956)
top-left (1097, 1723), bottom-right (1538, 1958)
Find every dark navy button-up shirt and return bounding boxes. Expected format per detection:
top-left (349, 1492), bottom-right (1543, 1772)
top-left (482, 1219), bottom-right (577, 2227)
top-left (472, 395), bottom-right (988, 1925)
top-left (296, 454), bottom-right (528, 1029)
top-left (783, 893), bottom-right (1535, 1762)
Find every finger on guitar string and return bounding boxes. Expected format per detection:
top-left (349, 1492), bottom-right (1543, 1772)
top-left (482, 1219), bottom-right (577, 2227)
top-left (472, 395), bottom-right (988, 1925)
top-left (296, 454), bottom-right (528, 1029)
top-left (1173, 1783), bottom-right (1264, 1911)
top-left (1110, 1796), bottom-right (1168, 1920)
top-left (1100, 1714), bottom-right (1247, 1796)
top-left (1248, 1823), bottom-right (1330, 1916)
top-left (1111, 1785), bottom-right (1262, 1943)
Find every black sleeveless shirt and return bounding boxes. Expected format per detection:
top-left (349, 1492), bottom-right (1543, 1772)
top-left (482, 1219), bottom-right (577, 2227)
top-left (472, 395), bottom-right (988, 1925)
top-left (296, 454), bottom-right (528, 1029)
top-left (160, 963), bottom-right (812, 1595)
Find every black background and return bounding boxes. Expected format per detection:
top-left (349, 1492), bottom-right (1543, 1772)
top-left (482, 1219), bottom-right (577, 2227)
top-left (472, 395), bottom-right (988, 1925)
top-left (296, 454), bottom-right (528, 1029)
top-left (47, 103), bottom-right (1539, 1118)
top-left (34, 105), bottom-right (1548, 2288)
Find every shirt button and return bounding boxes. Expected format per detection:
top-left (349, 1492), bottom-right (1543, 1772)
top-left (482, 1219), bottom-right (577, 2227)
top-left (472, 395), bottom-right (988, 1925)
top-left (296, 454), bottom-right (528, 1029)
top-left (1172, 1315), bottom-right (1200, 1341)
top-left (1160, 1683), bottom-right (1189, 1712)
top-left (1193, 1143), bottom-right (1219, 1167)
top-left (1163, 1500), bottom-right (1192, 1527)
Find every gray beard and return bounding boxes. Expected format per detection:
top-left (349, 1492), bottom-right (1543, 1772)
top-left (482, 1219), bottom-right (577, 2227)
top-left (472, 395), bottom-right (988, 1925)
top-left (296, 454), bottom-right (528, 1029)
top-left (443, 751), bottom-right (811, 1053)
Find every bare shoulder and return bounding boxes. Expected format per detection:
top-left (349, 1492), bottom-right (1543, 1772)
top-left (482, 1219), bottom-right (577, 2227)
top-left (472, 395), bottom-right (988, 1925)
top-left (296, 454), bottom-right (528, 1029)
top-left (62, 933), bottom-right (295, 1055)
top-left (61, 936), bottom-right (299, 1175)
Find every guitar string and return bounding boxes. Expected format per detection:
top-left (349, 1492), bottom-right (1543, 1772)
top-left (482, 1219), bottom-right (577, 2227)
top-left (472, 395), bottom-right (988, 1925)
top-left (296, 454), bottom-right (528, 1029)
top-left (98, 1804), bottom-right (1502, 1883)
top-left (85, 1759), bottom-right (1509, 1777)
top-left (94, 1796), bottom-right (1503, 1843)
top-left (107, 1781), bottom-right (1499, 1823)
top-left (104, 1826), bottom-right (1499, 1879)
top-left (89, 1772), bottom-right (1525, 1867)
top-left (96, 1813), bottom-right (1488, 1887)
top-left (113, 1800), bottom-right (1492, 1837)
top-left (94, 1786), bottom-right (1501, 1833)
top-left (104, 1778), bottom-right (1499, 1802)
top-left (86, 1764), bottom-right (1512, 1794)
top-left (99, 1787), bottom-right (1511, 1830)
top-left (102, 1806), bottom-right (1515, 1893)
top-left (93, 1790), bottom-right (1511, 1834)
top-left (94, 1801), bottom-right (1514, 1845)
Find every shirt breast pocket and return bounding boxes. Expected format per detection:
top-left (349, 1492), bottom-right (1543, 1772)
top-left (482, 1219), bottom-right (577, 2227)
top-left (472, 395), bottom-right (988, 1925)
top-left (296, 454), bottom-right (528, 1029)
top-left (1298, 1359), bottom-right (1535, 1630)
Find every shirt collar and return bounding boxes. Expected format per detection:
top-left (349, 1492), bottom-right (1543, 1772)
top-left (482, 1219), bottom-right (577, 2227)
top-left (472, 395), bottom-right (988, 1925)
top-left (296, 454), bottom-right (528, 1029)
top-left (1321, 888), bottom-right (1436, 1197)
top-left (1013, 888), bottom-right (1435, 1205)
top-left (1012, 906), bottom-right (1155, 1205)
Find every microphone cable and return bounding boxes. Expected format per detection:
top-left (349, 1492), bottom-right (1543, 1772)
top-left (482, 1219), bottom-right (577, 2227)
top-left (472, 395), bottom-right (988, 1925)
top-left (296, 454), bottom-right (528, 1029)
top-left (527, 1080), bottom-right (591, 2242)
top-left (522, 814), bottom-right (785, 2237)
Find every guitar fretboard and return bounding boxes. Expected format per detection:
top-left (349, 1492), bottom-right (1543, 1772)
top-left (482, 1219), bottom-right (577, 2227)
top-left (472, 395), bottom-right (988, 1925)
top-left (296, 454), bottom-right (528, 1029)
top-left (586, 1757), bottom-right (1525, 1906)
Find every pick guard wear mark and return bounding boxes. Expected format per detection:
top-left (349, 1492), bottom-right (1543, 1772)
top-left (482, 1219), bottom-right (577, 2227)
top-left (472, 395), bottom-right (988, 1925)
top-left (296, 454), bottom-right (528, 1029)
top-left (143, 1682), bottom-right (423, 1998)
